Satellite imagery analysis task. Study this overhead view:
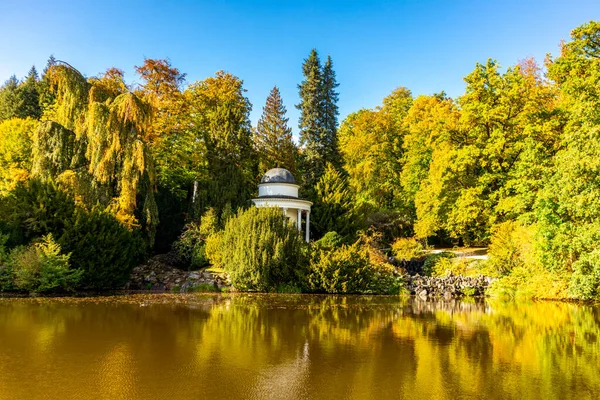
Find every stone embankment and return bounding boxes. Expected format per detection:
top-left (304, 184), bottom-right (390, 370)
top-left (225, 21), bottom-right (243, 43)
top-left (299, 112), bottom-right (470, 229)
top-left (405, 274), bottom-right (494, 298)
top-left (126, 253), bottom-right (228, 292)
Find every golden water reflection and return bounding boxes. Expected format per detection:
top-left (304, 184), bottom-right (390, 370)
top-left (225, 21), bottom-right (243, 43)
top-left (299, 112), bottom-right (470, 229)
top-left (0, 294), bottom-right (598, 399)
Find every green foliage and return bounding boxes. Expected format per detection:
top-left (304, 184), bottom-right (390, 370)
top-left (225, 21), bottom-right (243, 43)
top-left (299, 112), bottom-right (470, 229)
top-left (297, 49), bottom-right (342, 190)
top-left (313, 231), bottom-right (345, 250)
top-left (255, 86), bottom-right (297, 175)
top-left (219, 207), bottom-right (306, 291)
top-left (311, 163), bottom-right (355, 239)
top-left (0, 118), bottom-right (38, 194)
top-left (185, 71), bottom-right (257, 213)
top-left (59, 208), bottom-right (144, 289)
top-left (0, 179), bottom-right (143, 290)
top-left (422, 252), bottom-right (455, 276)
top-left (308, 238), bottom-right (403, 294)
top-left (391, 237), bottom-right (425, 261)
top-left (8, 234), bottom-right (81, 293)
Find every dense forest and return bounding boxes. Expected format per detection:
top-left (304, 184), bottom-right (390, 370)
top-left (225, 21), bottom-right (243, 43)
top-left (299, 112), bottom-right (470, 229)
top-left (1, 21), bottom-right (599, 299)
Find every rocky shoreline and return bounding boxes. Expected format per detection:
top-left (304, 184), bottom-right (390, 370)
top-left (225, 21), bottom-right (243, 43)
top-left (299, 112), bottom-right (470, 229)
top-left (404, 274), bottom-right (494, 298)
top-left (126, 254), bottom-right (228, 292)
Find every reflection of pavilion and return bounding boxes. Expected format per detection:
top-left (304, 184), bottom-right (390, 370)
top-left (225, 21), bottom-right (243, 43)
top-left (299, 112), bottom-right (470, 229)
top-left (251, 168), bottom-right (313, 242)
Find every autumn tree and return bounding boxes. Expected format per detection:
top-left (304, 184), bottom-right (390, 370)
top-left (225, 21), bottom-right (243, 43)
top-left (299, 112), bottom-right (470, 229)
top-left (254, 86), bottom-right (297, 174)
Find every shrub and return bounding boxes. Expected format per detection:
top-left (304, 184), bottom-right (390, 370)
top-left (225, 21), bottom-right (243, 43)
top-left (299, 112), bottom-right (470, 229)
top-left (422, 252), bottom-right (455, 276)
top-left (314, 231), bottom-right (345, 250)
top-left (430, 256), bottom-right (488, 277)
top-left (59, 209), bottom-right (144, 290)
top-left (391, 237), bottom-right (426, 261)
top-left (219, 207), bottom-right (307, 291)
top-left (0, 179), bottom-right (76, 247)
top-left (9, 234), bottom-right (82, 293)
top-left (308, 237), bottom-right (404, 294)
top-left (205, 231), bottom-right (224, 269)
top-left (487, 221), bottom-right (537, 276)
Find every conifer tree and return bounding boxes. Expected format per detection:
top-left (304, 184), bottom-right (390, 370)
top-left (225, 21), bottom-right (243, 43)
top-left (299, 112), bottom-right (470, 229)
top-left (255, 86), bottom-right (297, 174)
top-left (19, 66), bottom-right (41, 119)
top-left (320, 55), bottom-right (342, 169)
top-left (0, 76), bottom-right (21, 121)
top-left (297, 49), bottom-right (324, 188)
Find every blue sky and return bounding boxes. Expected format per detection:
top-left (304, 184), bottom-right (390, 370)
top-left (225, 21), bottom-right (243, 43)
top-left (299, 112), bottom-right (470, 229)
top-left (1, 0), bottom-right (599, 137)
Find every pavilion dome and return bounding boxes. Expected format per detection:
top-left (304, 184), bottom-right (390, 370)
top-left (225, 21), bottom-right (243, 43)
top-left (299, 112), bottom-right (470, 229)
top-left (260, 168), bottom-right (296, 184)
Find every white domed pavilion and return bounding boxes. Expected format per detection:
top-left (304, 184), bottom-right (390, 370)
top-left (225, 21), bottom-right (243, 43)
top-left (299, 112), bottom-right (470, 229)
top-left (251, 168), bottom-right (312, 242)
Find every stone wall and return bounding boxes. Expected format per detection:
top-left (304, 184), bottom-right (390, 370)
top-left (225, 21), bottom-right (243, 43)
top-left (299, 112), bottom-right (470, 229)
top-left (126, 254), bottom-right (228, 292)
top-left (405, 274), bottom-right (494, 298)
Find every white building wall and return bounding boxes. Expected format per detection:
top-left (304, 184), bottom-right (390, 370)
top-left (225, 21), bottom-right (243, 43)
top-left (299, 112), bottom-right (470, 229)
top-left (258, 183), bottom-right (299, 198)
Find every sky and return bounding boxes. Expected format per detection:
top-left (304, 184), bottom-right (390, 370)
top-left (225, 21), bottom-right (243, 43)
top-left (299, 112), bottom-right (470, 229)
top-left (1, 0), bottom-right (599, 138)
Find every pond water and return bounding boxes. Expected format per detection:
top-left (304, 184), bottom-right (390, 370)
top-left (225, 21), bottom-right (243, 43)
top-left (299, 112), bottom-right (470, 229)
top-left (0, 294), bottom-right (598, 400)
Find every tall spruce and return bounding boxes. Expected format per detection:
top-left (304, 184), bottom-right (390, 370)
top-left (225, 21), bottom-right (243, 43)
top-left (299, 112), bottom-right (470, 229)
top-left (297, 49), bottom-right (324, 189)
top-left (0, 76), bottom-right (21, 121)
top-left (19, 66), bottom-right (42, 119)
top-left (255, 86), bottom-right (297, 174)
top-left (320, 55), bottom-right (341, 169)
top-left (297, 50), bottom-right (342, 191)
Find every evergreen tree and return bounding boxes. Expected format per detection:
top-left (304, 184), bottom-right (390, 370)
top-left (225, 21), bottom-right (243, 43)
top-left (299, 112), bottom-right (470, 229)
top-left (18, 66), bottom-right (41, 119)
top-left (0, 76), bottom-right (21, 121)
top-left (255, 86), bottom-right (297, 174)
top-left (320, 55), bottom-right (342, 169)
top-left (297, 49), bottom-right (324, 188)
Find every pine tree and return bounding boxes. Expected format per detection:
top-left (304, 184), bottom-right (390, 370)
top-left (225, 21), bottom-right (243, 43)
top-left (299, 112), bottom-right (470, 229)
top-left (255, 86), bottom-right (297, 174)
top-left (19, 66), bottom-right (42, 119)
top-left (0, 76), bottom-right (22, 121)
top-left (320, 55), bottom-right (341, 169)
top-left (297, 49), bottom-right (323, 189)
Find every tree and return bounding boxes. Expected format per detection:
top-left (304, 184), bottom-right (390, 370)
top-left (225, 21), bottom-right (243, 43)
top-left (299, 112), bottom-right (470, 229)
top-left (297, 49), bottom-right (324, 189)
top-left (18, 66), bottom-right (42, 119)
top-left (539, 20), bottom-right (600, 298)
top-left (32, 62), bottom-right (158, 245)
top-left (0, 76), bottom-right (21, 121)
top-left (311, 163), bottom-right (355, 238)
top-left (413, 59), bottom-right (557, 244)
top-left (219, 207), bottom-right (306, 291)
top-left (185, 71), bottom-right (257, 213)
top-left (0, 118), bottom-right (38, 194)
top-left (255, 86), bottom-right (297, 174)
top-left (320, 55), bottom-right (342, 169)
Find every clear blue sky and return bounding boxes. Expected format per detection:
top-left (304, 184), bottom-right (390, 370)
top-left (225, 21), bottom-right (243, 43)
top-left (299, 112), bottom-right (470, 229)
top-left (1, 0), bottom-right (599, 138)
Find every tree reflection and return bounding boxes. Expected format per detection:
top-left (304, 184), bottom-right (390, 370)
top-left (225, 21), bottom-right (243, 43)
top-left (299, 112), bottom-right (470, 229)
top-left (0, 295), bottom-right (598, 399)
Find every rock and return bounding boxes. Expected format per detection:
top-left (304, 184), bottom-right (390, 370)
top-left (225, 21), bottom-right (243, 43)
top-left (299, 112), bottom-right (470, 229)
top-left (127, 252), bottom-right (230, 292)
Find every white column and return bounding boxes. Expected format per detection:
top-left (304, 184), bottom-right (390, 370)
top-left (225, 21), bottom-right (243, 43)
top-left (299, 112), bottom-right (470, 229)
top-left (305, 211), bottom-right (310, 242)
top-left (297, 209), bottom-right (302, 231)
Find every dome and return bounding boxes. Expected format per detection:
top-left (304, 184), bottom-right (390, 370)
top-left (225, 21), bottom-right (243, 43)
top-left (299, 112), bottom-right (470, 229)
top-left (260, 168), bottom-right (296, 184)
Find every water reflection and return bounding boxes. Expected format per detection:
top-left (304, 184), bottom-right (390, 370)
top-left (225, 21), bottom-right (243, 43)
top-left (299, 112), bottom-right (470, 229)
top-left (0, 295), bottom-right (598, 399)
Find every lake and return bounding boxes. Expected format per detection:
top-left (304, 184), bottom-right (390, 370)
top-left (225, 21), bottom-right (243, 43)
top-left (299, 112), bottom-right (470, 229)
top-left (0, 294), bottom-right (598, 399)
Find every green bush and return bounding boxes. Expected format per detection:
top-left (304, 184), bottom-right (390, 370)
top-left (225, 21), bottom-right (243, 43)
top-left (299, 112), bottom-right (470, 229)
top-left (314, 231), bottom-right (345, 250)
top-left (9, 234), bottom-right (82, 293)
top-left (59, 209), bottom-right (144, 290)
top-left (205, 231), bottom-right (224, 269)
top-left (308, 238), bottom-right (403, 294)
top-left (219, 207), bottom-right (307, 291)
top-left (0, 180), bottom-right (145, 290)
top-left (0, 179), bottom-right (76, 247)
top-left (422, 252), bottom-right (455, 276)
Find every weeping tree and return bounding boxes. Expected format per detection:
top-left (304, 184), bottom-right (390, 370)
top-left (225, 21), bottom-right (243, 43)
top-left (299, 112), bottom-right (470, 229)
top-left (32, 62), bottom-right (158, 246)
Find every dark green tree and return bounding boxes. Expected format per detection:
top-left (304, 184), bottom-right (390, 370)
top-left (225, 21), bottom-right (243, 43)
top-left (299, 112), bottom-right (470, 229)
top-left (0, 76), bottom-right (21, 121)
top-left (297, 49), bottom-right (324, 189)
top-left (255, 86), bottom-right (297, 174)
top-left (18, 66), bottom-right (42, 119)
top-left (320, 55), bottom-right (342, 169)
